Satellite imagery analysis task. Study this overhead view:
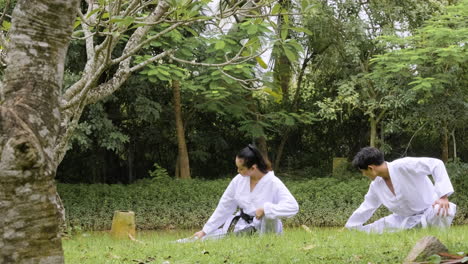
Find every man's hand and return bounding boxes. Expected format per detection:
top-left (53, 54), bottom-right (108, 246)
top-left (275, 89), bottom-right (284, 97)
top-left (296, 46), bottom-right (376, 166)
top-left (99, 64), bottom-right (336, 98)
top-left (255, 208), bottom-right (265, 219)
top-left (433, 195), bottom-right (450, 216)
top-left (194, 230), bottom-right (206, 239)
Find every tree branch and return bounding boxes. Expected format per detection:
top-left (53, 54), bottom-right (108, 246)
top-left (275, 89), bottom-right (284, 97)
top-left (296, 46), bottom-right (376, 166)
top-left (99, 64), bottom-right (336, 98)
top-left (129, 49), bottom-right (174, 73)
top-left (111, 21), bottom-right (186, 65)
top-left (169, 46), bottom-right (268, 67)
top-left (402, 122), bottom-right (427, 157)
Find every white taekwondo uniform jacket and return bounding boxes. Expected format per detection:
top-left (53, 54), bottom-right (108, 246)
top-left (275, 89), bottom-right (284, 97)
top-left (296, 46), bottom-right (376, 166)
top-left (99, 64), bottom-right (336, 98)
top-left (345, 157), bottom-right (456, 233)
top-left (202, 171), bottom-right (299, 238)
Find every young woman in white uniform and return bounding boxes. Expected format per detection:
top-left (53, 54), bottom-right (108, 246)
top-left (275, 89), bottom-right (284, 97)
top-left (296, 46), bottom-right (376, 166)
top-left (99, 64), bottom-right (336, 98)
top-left (193, 144), bottom-right (299, 240)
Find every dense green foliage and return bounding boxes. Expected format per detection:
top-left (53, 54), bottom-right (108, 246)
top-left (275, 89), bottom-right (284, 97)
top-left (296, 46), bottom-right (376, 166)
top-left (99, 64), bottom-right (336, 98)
top-left (59, 162), bottom-right (468, 231)
top-left (54, 0), bottom-right (468, 184)
top-left (63, 227), bottom-right (468, 264)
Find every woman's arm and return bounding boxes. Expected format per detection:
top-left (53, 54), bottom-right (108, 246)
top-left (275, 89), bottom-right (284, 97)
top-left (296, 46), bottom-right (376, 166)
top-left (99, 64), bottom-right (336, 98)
top-left (199, 176), bottom-right (239, 235)
top-left (262, 179), bottom-right (299, 219)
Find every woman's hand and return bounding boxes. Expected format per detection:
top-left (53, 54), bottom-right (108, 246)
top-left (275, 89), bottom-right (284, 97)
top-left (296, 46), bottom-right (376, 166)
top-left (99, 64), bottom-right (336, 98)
top-left (255, 208), bottom-right (265, 219)
top-left (194, 230), bottom-right (206, 239)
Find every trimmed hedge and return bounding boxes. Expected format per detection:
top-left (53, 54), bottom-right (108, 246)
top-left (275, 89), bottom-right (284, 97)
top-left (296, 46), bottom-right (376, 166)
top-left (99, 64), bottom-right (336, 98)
top-left (59, 165), bottom-right (468, 231)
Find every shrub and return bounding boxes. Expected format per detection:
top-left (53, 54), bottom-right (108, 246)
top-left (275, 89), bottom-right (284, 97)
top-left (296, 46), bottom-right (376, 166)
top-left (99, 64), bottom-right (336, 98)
top-left (58, 164), bottom-right (468, 231)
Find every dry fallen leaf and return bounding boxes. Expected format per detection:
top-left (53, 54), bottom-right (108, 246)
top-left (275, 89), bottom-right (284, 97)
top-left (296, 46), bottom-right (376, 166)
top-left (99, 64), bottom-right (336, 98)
top-left (106, 253), bottom-right (121, 259)
top-left (128, 233), bottom-right (146, 245)
top-left (301, 225), bottom-right (312, 233)
top-left (302, 244), bottom-right (316, 251)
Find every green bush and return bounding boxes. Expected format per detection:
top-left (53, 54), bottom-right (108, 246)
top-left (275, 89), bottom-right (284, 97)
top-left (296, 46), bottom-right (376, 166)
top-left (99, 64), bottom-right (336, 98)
top-left (58, 164), bottom-right (468, 231)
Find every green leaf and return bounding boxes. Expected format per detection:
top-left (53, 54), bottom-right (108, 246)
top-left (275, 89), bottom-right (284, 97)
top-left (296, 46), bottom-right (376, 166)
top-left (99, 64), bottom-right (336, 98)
top-left (427, 254), bottom-right (441, 264)
top-left (245, 36), bottom-right (260, 49)
top-left (86, 8), bottom-right (101, 18)
top-left (1, 20), bottom-right (11, 30)
top-left (211, 70), bottom-right (221, 76)
top-left (184, 27), bottom-right (199, 36)
top-left (281, 28), bottom-right (289, 40)
top-left (255, 56), bottom-right (268, 69)
top-left (283, 13), bottom-right (290, 24)
top-left (290, 26), bottom-right (313, 35)
top-left (283, 46), bottom-right (296, 62)
top-left (149, 77), bottom-right (159, 83)
top-left (150, 41), bottom-right (162, 47)
top-left (171, 67), bottom-right (186, 78)
top-left (158, 69), bottom-right (171, 76)
top-left (247, 25), bottom-right (258, 35)
top-left (147, 69), bottom-right (159, 76)
top-left (215, 40), bottom-right (225, 50)
top-left (272, 3), bottom-right (281, 15)
top-left (73, 19), bottom-right (81, 30)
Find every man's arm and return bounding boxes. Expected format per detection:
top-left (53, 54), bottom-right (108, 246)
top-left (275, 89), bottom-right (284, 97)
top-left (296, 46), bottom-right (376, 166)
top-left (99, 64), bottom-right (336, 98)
top-left (345, 186), bottom-right (381, 231)
top-left (415, 158), bottom-right (454, 216)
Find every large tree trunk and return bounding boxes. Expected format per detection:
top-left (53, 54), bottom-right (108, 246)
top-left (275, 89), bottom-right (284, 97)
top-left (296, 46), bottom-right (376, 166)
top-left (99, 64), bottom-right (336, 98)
top-left (441, 125), bottom-right (449, 163)
top-left (127, 140), bottom-right (135, 183)
top-left (175, 154), bottom-right (180, 178)
top-left (172, 80), bottom-right (190, 179)
top-left (274, 129), bottom-right (290, 171)
top-left (256, 136), bottom-right (268, 159)
top-left (0, 0), bottom-right (79, 263)
top-left (369, 118), bottom-right (377, 147)
top-left (273, 0), bottom-right (292, 101)
top-left (271, 0), bottom-right (292, 172)
top-left (451, 129), bottom-right (457, 160)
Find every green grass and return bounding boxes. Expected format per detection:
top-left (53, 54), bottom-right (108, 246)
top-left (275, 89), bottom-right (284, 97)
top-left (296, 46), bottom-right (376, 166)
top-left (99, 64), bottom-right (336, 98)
top-left (63, 226), bottom-right (468, 264)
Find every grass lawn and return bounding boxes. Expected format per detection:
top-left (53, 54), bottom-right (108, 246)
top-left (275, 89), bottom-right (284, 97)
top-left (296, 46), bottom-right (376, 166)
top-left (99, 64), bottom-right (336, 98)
top-left (63, 226), bottom-right (468, 264)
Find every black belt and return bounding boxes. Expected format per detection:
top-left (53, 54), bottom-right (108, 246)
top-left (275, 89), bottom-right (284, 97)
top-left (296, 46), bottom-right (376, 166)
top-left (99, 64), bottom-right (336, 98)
top-left (227, 209), bottom-right (255, 233)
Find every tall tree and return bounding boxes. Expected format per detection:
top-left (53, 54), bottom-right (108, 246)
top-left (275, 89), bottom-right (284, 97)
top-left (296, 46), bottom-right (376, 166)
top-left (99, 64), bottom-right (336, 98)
top-left (172, 79), bottom-right (190, 179)
top-left (0, 0), bottom-right (79, 262)
top-left (0, 0), bottom-right (276, 260)
top-left (371, 0), bottom-right (468, 159)
top-left (315, 0), bottom-right (447, 148)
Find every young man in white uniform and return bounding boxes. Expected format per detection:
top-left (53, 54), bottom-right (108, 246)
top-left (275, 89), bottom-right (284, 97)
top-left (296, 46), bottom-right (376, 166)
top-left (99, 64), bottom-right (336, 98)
top-left (345, 147), bottom-right (456, 233)
top-left (193, 145), bottom-right (299, 240)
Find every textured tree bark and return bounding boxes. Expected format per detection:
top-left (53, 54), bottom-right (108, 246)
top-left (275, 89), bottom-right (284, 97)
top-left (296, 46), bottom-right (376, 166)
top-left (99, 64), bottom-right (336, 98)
top-left (274, 128), bottom-right (290, 172)
top-left (256, 136), bottom-right (269, 160)
top-left (0, 0), bottom-right (78, 263)
top-left (127, 140), bottom-right (135, 183)
top-left (369, 118), bottom-right (377, 147)
top-left (271, 0), bottom-right (293, 172)
top-left (451, 130), bottom-right (457, 160)
top-left (172, 80), bottom-right (190, 179)
top-left (441, 125), bottom-right (449, 163)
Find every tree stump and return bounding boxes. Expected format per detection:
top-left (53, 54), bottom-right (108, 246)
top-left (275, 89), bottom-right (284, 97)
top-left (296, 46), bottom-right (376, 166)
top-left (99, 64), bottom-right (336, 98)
top-left (404, 236), bottom-right (448, 264)
top-left (110, 211), bottom-right (136, 239)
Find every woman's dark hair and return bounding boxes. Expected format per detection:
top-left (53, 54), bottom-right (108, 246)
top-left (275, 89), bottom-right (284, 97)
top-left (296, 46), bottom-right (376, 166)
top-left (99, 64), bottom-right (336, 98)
top-left (352, 147), bottom-right (385, 170)
top-left (236, 144), bottom-right (272, 174)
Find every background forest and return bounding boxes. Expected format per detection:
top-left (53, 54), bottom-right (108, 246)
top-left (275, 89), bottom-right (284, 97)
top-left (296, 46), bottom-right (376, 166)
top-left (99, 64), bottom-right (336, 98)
top-left (41, 0), bottom-right (468, 184)
top-left (1, 1), bottom-right (466, 262)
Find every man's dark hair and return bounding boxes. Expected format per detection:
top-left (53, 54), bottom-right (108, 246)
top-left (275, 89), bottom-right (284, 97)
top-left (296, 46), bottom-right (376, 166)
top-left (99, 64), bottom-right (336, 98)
top-left (352, 147), bottom-right (385, 170)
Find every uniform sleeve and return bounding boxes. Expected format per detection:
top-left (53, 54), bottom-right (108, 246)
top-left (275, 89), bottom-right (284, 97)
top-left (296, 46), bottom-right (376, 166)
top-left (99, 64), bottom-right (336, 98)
top-left (263, 179), bottom-right (299, 219)
top-left (202, 177), bottom-right (238, 235)
top-left (345, 185), bottom-right (381, 230)
top-left (413, 158), bottom-right (454, 198)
